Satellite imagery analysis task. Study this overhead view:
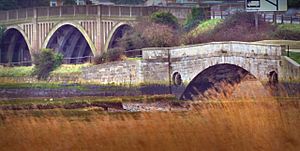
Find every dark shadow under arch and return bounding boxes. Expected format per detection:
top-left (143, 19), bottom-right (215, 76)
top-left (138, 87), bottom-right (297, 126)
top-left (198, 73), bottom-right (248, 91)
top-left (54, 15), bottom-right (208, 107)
top-left (180, 64), bottom-right (264, 100)
top-left (46, 25), bottom-right (94, 64)
top-left (0, 28), bottom-right (31, 66)
top-left (107, 24), bottom-right (133, 50)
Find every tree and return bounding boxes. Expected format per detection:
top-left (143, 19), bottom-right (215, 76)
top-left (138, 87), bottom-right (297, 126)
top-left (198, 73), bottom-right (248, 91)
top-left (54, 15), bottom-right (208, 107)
top-left (0, 0), bottom-right (49, 10)
top-left (183, 7), bottom-right (206, 31)
top-left (288, 0), bottom-right (300, 8)
top-left (32, 49), bottom-right (63, 80)
top-left (63, 0), bottom-right (76, 5)
top-left (150, 11), bottom-right (179, 29)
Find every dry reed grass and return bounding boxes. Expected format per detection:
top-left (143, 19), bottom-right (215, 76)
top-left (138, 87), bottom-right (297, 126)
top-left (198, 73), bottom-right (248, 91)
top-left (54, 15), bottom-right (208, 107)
top-left (0, 100), bottom-right (299, 151)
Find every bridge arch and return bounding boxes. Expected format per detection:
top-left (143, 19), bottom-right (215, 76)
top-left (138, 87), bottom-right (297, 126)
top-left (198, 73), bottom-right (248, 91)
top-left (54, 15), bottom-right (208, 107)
top-left (180, 63), bottom-right (270, 100)
top-left (0, 26), bottom-right (32, 65)
top-left (42, 21), bottom-right (96, 63)
top-left (104, 22), bottom-right (133, 52)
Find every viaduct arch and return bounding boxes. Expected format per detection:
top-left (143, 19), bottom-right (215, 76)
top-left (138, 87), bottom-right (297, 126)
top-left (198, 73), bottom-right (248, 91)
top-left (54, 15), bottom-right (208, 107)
top-left (0, 26), bottom-right (32, 65)
top-left (1, 5), bottom-right (181, 65)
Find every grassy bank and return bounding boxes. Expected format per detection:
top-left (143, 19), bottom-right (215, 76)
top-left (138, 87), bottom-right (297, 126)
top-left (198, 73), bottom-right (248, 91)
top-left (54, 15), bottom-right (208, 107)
top-left (0, 100), bottom-right (299, 151)
top-left (0, 63), bottom-right (91, 77)
top-left (289, 51), bottom-right (300, 64)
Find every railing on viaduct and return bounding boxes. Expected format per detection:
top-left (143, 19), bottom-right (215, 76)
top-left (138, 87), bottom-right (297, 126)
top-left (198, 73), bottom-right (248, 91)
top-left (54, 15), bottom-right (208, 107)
top-left (0, 5), bottom-right (192, 23)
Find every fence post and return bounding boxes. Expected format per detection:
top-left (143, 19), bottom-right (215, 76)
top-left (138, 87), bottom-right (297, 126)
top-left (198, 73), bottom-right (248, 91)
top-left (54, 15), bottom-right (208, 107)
top-left (73, 5), bottom-right (76, 16)
top-left (130, 6), bottom-right (132, 17)
top-left (16, 10), bottom-right (18, 20)
top-left (86, 5), bottom-right (89, 16)
top-left (281, 14), bottom-right (283, 24)
top-left (287, 45), bottom-right (290, 57)
top-left (47, 7), bottom-right (50, 18)
top-left (59, 6), bottom-right (62, 17)
top-left (6, 11), bottom-right (9, 21)
top-left (26, 9), bottom-right (28, 19)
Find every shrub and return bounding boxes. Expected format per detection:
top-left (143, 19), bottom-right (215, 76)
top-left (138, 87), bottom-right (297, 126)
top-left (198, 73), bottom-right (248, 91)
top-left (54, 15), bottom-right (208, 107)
top-left (273, 24), bottom-right (300, 40)
top-left (150, 11), bottom-right (179, 29)
top-left (106, 48), bottom-right (125, 62)
top-left (116, 29), bottom-right (147, 51)
top-left (93, 48), bottom-right (125, 64)
top-left (114, 21), bottom-right (179, 51)
top-left (32, 49), bottom-right (63, 80)
top-left (93, 55), bottom-right (105, 65)
top-left (183, 7), bottom-right (206, 31)
top-left (141, 23), bottom-right (179, 47)
top-left (184, 12), bottom-right (274, 44)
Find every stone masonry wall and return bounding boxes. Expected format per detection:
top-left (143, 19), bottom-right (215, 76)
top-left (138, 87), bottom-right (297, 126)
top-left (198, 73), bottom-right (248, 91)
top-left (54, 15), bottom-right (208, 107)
top-left (82, 60), bottom-right (143, 84)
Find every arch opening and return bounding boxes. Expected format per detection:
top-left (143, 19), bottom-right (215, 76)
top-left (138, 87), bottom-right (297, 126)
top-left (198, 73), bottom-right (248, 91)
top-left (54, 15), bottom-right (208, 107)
top-left (107, 24), bottom-right (133, 51)
top-left (46, 25), bottom-right (94, 64)
top-left (0, 28), bottom-right (31, 66)
top-left (181, 64), bottom-right (271, 100)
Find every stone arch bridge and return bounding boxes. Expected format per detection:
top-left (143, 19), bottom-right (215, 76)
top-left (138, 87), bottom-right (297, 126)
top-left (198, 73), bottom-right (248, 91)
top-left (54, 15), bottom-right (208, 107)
top-left (0, 5), bottom-right (191, 65)
top-left (83, 41), bottom-right (285, 100)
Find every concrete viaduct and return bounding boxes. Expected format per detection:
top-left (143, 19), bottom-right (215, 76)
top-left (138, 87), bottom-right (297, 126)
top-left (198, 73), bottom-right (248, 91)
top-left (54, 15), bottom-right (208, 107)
top-left (0, 5), bottom-right (191, 64)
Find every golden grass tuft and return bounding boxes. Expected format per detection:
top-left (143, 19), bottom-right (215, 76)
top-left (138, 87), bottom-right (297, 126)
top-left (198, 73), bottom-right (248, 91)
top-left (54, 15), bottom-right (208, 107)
top-left (0, 100), bottom-right (299, 151)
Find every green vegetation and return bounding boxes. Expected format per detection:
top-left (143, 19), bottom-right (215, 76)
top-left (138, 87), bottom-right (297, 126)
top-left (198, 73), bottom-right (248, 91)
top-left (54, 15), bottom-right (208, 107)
top-left (32, 49), bottom-right (63, 80)
top-left (0, 66), bottom-right (33, 77)
top-left (289, 51), bottom-right (300, 64)
top-left (190, 19), bottom-right (222, 36)
top-left (150, 11), bottom-right (179, 29)
top-left (274, 24), bottom-right (300, 40)
top-left (288, 0), bottom-right (300, 8)
top-left (183, 7), bottom-right (206, 31)
top-left (0, 64), bottom-right (90, 77)
top-left (52, 63), bottom-right (91, 75)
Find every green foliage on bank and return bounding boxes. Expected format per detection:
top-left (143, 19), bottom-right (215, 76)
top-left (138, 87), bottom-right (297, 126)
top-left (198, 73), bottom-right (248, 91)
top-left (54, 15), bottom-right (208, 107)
top-left (189, 19), bottom-right (222, 36)
top-left (183, 7), bottom-right (206, 31)
top-left (150, 11), bottom-right (179, 29)
top-left (0, 66), bottom-right (33, 77)
top-left (0, 64), bottom-right (91, 77)
top-left (274, 24), bottom-right (300, 40)
top-left (289, 51), bottom-right (300, 64)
